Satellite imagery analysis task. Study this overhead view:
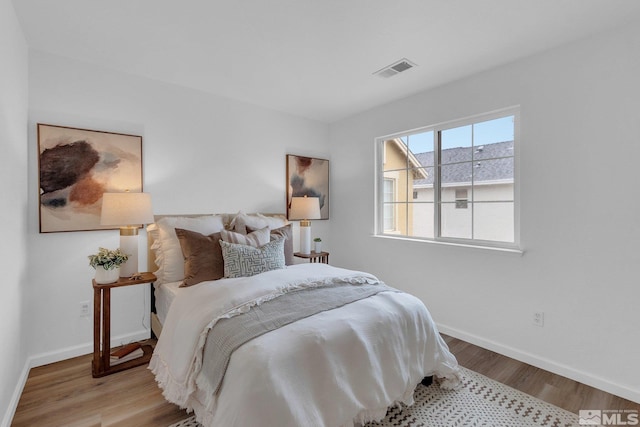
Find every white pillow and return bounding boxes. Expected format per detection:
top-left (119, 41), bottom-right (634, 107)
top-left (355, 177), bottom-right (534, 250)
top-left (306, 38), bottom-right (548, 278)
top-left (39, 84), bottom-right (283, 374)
top-left (148, 215), bottom-right (225, 284)
top-left (230, 211), bottom-right (288, 234)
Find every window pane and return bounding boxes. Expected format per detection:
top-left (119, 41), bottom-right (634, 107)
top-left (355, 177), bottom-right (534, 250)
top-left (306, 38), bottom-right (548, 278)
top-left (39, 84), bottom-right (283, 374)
top-left (407, 131), bottom-right (434, 163)
top-left (441, 125), bottom-right (472, 164)
top-left (384, 170), bottom-right (407, 203)
top-left (441, 186), bottom-right (464, 203)
top-left (474, 182), bottom-right (514, 203)
top-left (383, 203), bottom-right (396, 231)
top-left (414, 150), bottom-right (434, 167)
top-left (441, 202), bottom-right (472, 239)
top-left (383, 178), bottom-right (394, 202)
top-left (441, 162), bottom-right (473, 186)
top-left (454, 188), bottom-right (469, 209)
top-left (411, 167), bottom-right (434, 202)
top-left (473, 140), bottom-right (514, 161)
top-left (473, 116), bottom-right (514, 148)
top-left (408, 202), bottom-right (435, 238)
top-left (473, 157), bottom-right (514, 202)
top-left (383, 139), bottom-right (407, 171)
top-left (474, 202), bottom-right (514, 242)
top-left (383, 178), bottom-right (397, 232)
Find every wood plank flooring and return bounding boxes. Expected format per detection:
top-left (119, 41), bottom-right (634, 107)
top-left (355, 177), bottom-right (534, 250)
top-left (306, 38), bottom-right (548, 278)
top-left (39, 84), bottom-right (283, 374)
top-left (443, 336), bottom-right (639, 413)
top-left (11, 339), bottom-right (186, 427)
top-left (12, 335), bottom-right (639, 426)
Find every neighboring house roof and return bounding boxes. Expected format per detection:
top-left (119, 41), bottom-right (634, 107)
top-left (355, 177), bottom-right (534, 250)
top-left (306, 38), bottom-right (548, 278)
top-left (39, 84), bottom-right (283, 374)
top-left (413, 140), bottom-right (513, 186)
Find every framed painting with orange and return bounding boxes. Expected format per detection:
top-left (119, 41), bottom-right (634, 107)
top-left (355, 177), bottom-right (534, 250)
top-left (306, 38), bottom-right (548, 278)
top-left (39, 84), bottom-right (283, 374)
top-left (37, 124), bottom-right (143, 233)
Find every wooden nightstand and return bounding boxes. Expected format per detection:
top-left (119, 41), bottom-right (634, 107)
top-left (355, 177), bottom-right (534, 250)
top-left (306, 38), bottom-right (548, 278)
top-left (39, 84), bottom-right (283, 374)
top-left (294, 251), bottom-right (329, 264)
top-left (92, 272), bottom-right (156, 377)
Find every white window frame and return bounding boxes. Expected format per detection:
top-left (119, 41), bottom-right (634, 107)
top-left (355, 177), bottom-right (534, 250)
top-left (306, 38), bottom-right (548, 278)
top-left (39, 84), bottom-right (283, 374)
top-left (374, 106), bottom-right (521, 252)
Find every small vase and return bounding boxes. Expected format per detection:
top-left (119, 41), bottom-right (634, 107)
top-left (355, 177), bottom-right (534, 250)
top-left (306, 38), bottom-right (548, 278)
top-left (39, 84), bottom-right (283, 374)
top-left (95, 266), bottom-right (120, 284)
top-left (314, 242), bottom-right (322, 253)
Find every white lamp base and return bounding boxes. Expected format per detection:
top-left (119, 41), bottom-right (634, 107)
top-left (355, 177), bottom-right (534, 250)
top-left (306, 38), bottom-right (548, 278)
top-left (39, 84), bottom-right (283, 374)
top-left (119, 233), bottom-right (138, 277)
top-left (299, 224), bottom-right (311, 255)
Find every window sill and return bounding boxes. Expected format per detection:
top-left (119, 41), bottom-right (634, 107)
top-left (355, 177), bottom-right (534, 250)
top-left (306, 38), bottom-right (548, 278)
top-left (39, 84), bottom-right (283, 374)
top-left (372, 234), bottom-right (524, 255)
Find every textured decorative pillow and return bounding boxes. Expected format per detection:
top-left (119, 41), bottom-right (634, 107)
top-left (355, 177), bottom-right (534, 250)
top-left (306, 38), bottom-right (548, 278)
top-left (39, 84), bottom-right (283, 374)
top-left (220, 238), bottom-right (286, 278)
top-left (147, 215), bottom-right (225, 284)
top-left (220, 227), bottom-right (270, 247)
top-left (175, 228), bottom-right (224, 287)
top-left (247, 223), bottom-right (294, 266)
top-left (230, 211), bottom-right (288, 235)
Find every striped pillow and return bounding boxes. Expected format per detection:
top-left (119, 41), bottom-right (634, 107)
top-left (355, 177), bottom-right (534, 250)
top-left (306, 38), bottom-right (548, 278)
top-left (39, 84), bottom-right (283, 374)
top-left (220, 227), bottom-right (270, 247)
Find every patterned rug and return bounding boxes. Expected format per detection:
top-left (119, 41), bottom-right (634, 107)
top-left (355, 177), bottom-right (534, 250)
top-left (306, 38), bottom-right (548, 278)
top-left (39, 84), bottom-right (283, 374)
top-left (168, 366), bottom-right (579, 427)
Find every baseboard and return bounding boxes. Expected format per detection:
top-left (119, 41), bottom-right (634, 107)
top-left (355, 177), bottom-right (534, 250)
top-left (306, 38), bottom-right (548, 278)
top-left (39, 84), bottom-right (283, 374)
top-left (1, 358), bottom-right (30, 427)
top-left (29, 329), bottom-right (150, 368)
top-left (438, 323), bottom-right (640, 404)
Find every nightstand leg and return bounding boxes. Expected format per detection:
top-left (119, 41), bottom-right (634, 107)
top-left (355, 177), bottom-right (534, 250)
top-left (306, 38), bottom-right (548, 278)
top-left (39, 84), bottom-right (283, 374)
top-left (93, 288), bottom-right (100, 375)
top-left (101, 288), bottom-right (111, 371)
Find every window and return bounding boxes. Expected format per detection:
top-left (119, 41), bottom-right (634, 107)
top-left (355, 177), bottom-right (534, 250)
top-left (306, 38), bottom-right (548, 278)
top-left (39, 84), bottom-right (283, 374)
top-left (455, 189), bottom-right (468, 209)
top-left (376, 108), bottom-right (519, 249)
top-left (383, 178), bottom-right (396, 232)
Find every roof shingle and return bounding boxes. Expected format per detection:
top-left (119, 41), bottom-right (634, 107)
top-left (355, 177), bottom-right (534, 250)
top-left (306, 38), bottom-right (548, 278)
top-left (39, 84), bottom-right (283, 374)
top-left (412, 140), bottom-right (513, 185)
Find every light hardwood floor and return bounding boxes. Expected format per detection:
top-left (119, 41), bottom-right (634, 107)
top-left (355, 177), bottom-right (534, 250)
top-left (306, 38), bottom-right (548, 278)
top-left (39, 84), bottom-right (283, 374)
top-left (443, 336), bottom-right (639, 413)
top-left (12, 335), bottom-right (638, 426)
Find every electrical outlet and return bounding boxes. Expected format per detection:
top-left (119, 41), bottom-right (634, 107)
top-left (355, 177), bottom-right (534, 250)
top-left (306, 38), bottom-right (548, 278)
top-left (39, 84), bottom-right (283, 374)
top-left (532, 311), bottom-right (544, 327)
top-left (80, 301), bottom-right (90, 317)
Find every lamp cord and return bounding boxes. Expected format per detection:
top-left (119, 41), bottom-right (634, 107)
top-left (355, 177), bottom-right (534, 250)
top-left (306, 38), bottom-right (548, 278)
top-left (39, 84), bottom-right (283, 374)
top-left (142, 283), bottom-right (149, 330)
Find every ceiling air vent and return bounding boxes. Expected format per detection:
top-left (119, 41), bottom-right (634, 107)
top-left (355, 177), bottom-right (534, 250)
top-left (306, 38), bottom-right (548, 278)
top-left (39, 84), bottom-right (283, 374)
top-left (374, 58), bottom-right (417, 78)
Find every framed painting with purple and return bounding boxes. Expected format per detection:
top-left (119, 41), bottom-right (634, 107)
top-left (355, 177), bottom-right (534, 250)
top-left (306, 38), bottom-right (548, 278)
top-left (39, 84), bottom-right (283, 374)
top-left (38, 124), bottom-right (143, 233)
top-left (286, 155), bottom-right (329, 220)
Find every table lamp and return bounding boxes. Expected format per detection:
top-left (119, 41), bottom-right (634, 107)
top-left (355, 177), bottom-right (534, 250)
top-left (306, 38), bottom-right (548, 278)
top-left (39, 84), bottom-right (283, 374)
top-left (289, 196), bottom-right (321, 255)
top-left (100, 192), bottom-right (154, 277)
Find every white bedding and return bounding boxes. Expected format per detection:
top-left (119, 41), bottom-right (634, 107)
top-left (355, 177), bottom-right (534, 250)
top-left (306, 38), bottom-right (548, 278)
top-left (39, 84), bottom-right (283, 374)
top-left (154, 281), bottom-right (181, 325)
top-left (150, 263), bottom-right (460, 427)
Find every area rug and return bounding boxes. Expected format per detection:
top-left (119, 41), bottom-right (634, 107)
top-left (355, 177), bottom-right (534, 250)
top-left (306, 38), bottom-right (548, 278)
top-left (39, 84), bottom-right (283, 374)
top-left (168, 366), bottom-right (579, 427)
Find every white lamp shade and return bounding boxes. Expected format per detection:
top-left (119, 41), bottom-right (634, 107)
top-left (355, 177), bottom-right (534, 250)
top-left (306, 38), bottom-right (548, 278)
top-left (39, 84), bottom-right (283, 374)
top-left (100, 192), bottom-right (154, 277)
top-left (289, 196), bottom-right (321, 220)
top-left (100, 192), bottom-right (154, 226)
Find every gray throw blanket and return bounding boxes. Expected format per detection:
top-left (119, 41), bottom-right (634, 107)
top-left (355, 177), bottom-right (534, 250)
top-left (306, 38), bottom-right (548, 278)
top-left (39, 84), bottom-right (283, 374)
top-left (200, 280), bottom-right (398, 395)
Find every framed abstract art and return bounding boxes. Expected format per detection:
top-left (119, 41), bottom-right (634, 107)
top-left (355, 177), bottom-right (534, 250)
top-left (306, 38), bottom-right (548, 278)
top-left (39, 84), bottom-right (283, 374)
top-left (37, 124), bottom-right (143, 233)
top-left (286, 154), bottom-right (329, 220)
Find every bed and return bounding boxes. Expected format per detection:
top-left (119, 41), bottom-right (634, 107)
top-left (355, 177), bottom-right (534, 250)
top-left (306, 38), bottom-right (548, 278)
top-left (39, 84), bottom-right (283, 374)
top-left (147, 213), bottom-right (460, 427)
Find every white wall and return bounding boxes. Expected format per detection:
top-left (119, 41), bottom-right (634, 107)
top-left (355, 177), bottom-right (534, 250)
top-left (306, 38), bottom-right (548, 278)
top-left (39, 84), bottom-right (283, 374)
top-left (329, 20), bottom-right (640, 403)
top-left (26, 50), bottom-right (330, 366)
top-left (0, 0), bottom-right (29, 425)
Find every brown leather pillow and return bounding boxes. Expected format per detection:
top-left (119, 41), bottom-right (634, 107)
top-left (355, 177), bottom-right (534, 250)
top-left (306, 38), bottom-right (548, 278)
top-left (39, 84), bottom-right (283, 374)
top-left (175, 228), bottom-right (224, 287)
top-left (247, 223), bottom-right (294, 266)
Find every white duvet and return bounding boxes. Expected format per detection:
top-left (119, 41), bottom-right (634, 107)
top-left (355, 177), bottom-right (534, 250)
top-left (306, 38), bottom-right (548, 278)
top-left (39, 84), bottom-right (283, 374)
top-left (150, 263), bottom-right (460, 427)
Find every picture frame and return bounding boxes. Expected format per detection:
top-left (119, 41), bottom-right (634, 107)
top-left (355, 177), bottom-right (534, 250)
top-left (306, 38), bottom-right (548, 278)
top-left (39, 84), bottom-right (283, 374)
top-left (286, 154), bottom-right (329, 220)
top-left (37, 123), bottom-right (143, 233)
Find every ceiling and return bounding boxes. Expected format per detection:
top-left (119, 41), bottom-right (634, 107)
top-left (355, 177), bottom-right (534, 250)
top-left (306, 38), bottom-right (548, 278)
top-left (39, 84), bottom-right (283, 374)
top-left (13, 0), bottom-right (640, 123)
